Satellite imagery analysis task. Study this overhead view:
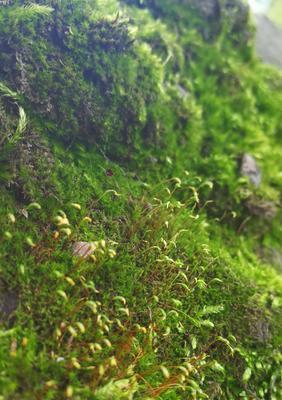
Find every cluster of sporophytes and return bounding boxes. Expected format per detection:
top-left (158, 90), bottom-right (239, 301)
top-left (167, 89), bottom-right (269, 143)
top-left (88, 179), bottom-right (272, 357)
top-left (0, 175), bottom-right (280, 399)
top-left (0, 0), bottom-right (281, 399)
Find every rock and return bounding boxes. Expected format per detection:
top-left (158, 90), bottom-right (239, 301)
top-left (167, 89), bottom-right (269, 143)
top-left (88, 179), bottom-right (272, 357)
top-left (257, 247), bottom-right (282, 273)
top-left (249, 317), bottom-right (271, 343)
top-left (146, 155), bottom-right (158, 164)
top-left (245, 196), bottom-right (277, 220)
top-left (225, 0), bottom-right (250, 39)
top-left (56, 357), bottom-right (65, 363)
top-left (0, 281), bottom-right (18, 323)
top-left (195, 0), bottom-right (221, 20)
top-left (194, 0), bottom-right (250, 41)
top-left (240, 153), bottom-right (261, 187)
top-left (72, 242), bottom-right (97, 258)
top-left (176, 84), bottom-right (189, 99)
top-left (191, 0), bottom-right (221, 39)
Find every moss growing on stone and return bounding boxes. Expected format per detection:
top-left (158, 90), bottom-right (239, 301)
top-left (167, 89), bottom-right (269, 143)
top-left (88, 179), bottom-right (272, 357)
top-left (0, 1), bottom-right (281, 399)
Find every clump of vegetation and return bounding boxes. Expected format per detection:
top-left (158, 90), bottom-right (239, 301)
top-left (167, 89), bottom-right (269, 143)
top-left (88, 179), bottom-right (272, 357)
top-left (0, 1), bottom-right (281, 399)
top-left (1, 176), bottom-right (280, 399)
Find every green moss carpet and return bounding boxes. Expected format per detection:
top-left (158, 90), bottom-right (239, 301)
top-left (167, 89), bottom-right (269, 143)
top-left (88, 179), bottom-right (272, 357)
top-left (0, 1), bottom-right (281, 399)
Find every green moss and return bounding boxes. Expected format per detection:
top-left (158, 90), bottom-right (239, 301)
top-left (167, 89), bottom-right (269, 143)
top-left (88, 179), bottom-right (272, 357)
top-left (0, 0), bottom-right (281, 399)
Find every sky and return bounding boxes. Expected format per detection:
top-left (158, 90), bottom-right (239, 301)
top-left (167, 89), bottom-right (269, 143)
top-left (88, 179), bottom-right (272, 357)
top-left (248, 0), bottom-right (271, 13)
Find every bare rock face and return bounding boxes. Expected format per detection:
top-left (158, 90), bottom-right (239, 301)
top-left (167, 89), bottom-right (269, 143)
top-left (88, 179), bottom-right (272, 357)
top-left (245, 197), bottom-right (277, 220)
top-left (0, 281), bottom-right (18, 323)
top-left (241, 153), bottom-right (261, 187)
top-left (72, 242), bottom-right (97, 258)
top-left (249, 317), bottom-right (271, 343)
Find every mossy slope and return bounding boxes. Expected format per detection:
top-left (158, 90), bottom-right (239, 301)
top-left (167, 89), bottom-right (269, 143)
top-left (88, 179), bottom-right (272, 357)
top-left (0, 1), bottom-right (281, 399)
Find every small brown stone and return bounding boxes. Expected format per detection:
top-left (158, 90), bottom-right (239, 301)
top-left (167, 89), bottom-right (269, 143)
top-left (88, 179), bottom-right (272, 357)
top-left (72, 242), bottom-right (97, 258)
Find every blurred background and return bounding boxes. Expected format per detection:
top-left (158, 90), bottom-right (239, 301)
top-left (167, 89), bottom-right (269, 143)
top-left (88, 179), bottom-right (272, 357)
top-left (249, 0), bottom-right (282, 68)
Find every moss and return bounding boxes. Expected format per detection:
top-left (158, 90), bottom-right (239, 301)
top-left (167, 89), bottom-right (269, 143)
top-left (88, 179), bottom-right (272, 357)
top-left (0, 0), bottom-right (281, 399)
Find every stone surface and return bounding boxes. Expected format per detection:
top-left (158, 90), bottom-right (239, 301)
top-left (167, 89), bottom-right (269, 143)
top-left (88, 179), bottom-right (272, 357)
top-left (192, 0), bottom-right (251, 44)
top-left (195, 0), bottom-right (220, 20)
top-left (72, 242), bottom-right (97, 258)
top-left (245, 197), bottom-right (277, 220)
top-left (255, 14), bottom-right (282, 69)
top-left (257, 247), bottom-right (282, 273)
top-left (249, 317), bottom-right (271, 343)
top-left (0, 281), bottom-right (18, 323)
top-left (241, 153), bottom-right (261, 187)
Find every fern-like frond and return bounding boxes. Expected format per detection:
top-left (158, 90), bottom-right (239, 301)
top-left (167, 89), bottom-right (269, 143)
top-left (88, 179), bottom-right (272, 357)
top-left (10, 106), bottom-right (27, 145)
top-left (0, 80), bottom-right (27, 152)
top-left (198, 305), bottom-right (224, 317)
top-left (0, 106), bottom-right (27, 160)
top-left (23, 3), bottom-right (54, 17)
top-left (9, 3), bottom-right (54, 22)
top-left (0, 82), bottom-right (20, 102)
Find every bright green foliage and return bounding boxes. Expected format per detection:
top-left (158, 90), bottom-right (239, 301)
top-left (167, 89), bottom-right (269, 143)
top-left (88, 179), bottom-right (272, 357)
top-left (0, 1), bottom-right (281, 399)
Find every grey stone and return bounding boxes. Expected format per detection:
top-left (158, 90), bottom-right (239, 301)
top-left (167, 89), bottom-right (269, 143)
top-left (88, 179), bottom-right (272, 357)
top-left (249, 317), bottom-right (271, 343)
top-left (0, 281), bottom-right (18, 323)
top-left (245, 197), bottom-right (277, 220)
top-left (193, 0), bottom-right (250, 40)
top-left (195, 0), bottom-right (220, 20)
top-left (225, 0), bottom-right (250, 35)
top-left (241, 153), bottom-right (261, 187)
top-left (257, 247), bottom-right (282, 273)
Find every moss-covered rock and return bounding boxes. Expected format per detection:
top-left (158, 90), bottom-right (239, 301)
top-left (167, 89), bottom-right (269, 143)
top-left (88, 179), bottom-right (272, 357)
top-left (0, 1), bottom-right (281, 399)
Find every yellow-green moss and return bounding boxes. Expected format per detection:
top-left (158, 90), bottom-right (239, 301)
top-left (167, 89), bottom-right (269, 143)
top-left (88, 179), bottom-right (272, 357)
top-left (0, 1), bottom-right (281, 399)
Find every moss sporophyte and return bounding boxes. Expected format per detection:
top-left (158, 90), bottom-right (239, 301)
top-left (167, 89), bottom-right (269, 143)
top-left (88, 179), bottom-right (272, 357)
top-left (0, 0), bottom-right (281, 399)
